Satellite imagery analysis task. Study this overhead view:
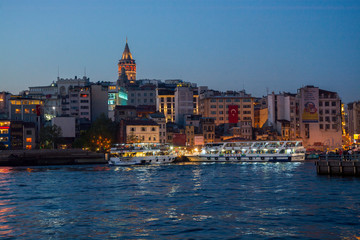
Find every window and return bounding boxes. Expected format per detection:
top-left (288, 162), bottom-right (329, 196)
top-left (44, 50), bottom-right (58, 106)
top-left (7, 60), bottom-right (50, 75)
top-left (167, 103), bottom-right (172, 108)
top-left (141, 127), bottom-right (146, 131)
top-left (144, 93), bottom-right (147, 97)
top-left (332, 110), bottom-right (336, 115)
top-left (325, 101), bottom-right (329, 106)
top-left (332, 124), bottom-right (337, 129)
top-left (320, 117), bottom-right (323, 122)
top-left (219, 99), bottom-right (223, 102)
top-left (226, 99), bottom-right (231, 102)
top-left (161, 97), bottom-right (164, 103)
top-left (243, 105), bottom-right (251, 108)
top-left (210, 99), bottom-right (216, 102)
top-left (80, 106), bottom-right (89, 109)
top-left (24, 109), bottom-right (30, 114)
top-left (151, 127), bottom-right (156, 131)
top-left (167, 97), bottom-right (172, 102)
top-left (26, 138), bottom-right (32, 143)
top-left (15, 109), bottom-right (21, 114)
top-left (326, 124), bottom-right (330, 130)
top-left (26, 130), bottom-right (32, 135)
top-left (219, 111), bottom-right (223, 114)
top-left (210, 105), bottom-right (216, 108)
top-left (26, 145), bottom-right (32, 150)
top-left (332, 101), bottom-right (336, 106)
top-left (219, 105), bottom-right (223, 108)
top-left (130, 127), bottom-right (135, 131)
top-left (325, 110), bottom-right (329, 114)
top-left (243, 99), bottom-right (251, 102)
top-left (319, 101), bottom-right (323, 106)
top-left (332, 117), bottom-right (337, 122)
top-left (211, 111), bottom-right (216, 115)
top-left (80, 100), bottom-right (88, 103)
top-left (150, 93), bottom-right (153, 96)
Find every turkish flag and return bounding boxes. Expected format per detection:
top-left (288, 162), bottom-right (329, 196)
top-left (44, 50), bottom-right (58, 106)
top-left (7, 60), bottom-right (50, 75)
top-left (36, 105), bottom-right (41, 116)
top-left (228, 105), bottom-right (238, 123)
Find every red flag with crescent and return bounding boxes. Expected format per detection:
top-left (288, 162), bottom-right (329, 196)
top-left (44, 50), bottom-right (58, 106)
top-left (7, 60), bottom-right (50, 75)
top-left (228, 105), bottom-right (238, 123)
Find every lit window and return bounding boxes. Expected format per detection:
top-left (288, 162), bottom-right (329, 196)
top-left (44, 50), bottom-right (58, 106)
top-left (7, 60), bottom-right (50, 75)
top-left (24, 109), bottom-right (30, 114)
top-left (26, 138), bottom-right (32, 143)
top-left (26, 145), bottom-right (32, 150)
top-left (15, 109), bottom-right (21, 114)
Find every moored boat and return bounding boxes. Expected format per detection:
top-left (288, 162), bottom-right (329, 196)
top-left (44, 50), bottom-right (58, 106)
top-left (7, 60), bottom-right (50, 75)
top-left (108, 143), bottom-right (178, 166)
top-left (187, 141), bottom-right (306, 162)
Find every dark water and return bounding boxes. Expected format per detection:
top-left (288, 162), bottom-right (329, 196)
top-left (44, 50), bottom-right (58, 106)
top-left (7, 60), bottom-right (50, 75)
top-left (0, 162), bottom-right (359, 240)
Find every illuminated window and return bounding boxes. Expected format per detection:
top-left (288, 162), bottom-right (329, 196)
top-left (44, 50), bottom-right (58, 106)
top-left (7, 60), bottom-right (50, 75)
top-left (0, 129), bottom-right (9, 134)
top-left (26, 145), bottom-right (32, 150)
top-left (15, 109), bottom-right (21, 114)
top-left (26, 138), bottom-right (32, 143)
top-left (24, 108), bottom-right (30, 114)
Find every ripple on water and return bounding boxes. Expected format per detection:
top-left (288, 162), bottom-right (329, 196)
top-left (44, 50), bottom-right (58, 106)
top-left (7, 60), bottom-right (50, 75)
top-left (0, 163), bottom-right (359, 239)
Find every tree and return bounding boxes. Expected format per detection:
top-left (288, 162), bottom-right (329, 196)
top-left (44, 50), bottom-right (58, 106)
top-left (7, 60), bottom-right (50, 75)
top-left (39, 124), bottom-right (62, 149)
top-left (84, 113), bottom-right (116, 152)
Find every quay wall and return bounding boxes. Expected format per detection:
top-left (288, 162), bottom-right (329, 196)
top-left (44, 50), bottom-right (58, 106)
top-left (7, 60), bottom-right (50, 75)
top-left (316, 160), bottom-right (360, 176)
top-left (0, 149), bottom-right (106, 166)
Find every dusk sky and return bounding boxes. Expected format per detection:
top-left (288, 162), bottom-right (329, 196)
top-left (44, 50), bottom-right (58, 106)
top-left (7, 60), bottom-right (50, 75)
top-left (1, 0), bottom-right (359, 103)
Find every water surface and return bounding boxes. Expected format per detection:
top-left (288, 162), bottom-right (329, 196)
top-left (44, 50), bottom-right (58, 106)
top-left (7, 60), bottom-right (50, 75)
top-left (0, 162), bottom-right (359, 239)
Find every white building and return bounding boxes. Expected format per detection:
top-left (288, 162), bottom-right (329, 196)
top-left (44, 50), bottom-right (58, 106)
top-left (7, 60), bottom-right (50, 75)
top-left (298, 86), bottom-right (342, 150)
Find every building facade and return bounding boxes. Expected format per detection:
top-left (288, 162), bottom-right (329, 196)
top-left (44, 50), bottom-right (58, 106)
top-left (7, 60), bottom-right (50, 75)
top-left (199, 90), bottom-right (255, 127)
top-left (347, 101), bottom-right (360, 143)
top-left (298, 86), bottom-right (342, 150)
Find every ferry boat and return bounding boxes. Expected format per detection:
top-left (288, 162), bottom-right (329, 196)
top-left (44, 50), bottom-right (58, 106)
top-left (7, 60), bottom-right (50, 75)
top-left (187, 141), bottom-right (306, 162)
top-left (108, 143), bottom-right (178, 166)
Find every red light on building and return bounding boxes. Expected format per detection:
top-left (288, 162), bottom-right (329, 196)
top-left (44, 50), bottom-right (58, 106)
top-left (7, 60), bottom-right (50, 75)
top-left (36, 105), bottom-right (41, 116)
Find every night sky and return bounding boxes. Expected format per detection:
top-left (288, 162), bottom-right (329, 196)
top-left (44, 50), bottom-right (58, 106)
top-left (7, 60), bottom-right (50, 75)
top-left (1, 0), bottom-right (359, 103)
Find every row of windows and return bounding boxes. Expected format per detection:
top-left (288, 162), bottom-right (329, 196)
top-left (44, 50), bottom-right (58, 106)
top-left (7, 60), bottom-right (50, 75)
top-left (14, 108), bottom-right (36, 114)
top-left (210, 99), bottom-right (252, 103)
top-left (319, 116), bottom-right (337, 122)
top-left (129, 127), bottom-right (157, 132)
top-left (0, 129), bottom-right (9, 134)
top-left (319, 110), bottom-right (337, 115)
top-left (130, 99), bottom-right (154, 104)
top-left (130, 92), bottom-right (154, 97)
top-left (210, 111), bottom-right (252, 115)
top-left (319, 101), bottom-right (337, 107)
top-left (319, 124), bottom-right (338, 130)
top-left (210, 105), bottom-right (252, 109)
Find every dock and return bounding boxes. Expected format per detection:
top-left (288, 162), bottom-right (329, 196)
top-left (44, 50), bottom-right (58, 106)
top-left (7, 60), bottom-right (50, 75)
top-left (0, 149), bottom-right (106, 166)
top-left (315, 160), bottom-right (360, 176)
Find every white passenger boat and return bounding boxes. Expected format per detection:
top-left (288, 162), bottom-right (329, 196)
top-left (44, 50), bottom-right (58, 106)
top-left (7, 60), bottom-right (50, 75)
top-left (108, 143), bottom-right (178, 166)
top-left (187, 141), bottom-right (306, 162)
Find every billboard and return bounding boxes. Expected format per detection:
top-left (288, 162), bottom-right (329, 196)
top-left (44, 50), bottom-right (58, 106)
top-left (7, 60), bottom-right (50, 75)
top-left (302, 88), bottom-right (319, 123)
top-left (228, 105), bottom-right (238, 123)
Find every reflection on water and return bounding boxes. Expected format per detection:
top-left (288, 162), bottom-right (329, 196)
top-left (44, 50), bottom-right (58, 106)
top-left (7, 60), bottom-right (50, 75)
top-left (0, 163), bottom-right (359, 239)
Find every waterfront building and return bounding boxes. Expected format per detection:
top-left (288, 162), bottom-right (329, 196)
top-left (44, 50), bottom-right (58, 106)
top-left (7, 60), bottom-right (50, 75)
top-left (149, 112), bottom-right (167, 144)
top-left (0, 120), bottom-right (10, 149)
top-left (108, 83), bottom-right (128, 120)
top-left (199, 89), bottom-right (255, 127)
top-left (0, 92), bottom-right (11, 117)
top-left (297, 86), bottom-right (342, 150)
top-left (347, 101), bottom-right (360, 143)
top-left (267, 92), bottom-right (299, 140)
top-left (118, 40), bottom-right (136, 85)
top-left (119, 119), bottom-right (160, 144)
top-left (9, 96), bottom-right (43, 123)
top-left (200, 117), bottom-right (215, 144)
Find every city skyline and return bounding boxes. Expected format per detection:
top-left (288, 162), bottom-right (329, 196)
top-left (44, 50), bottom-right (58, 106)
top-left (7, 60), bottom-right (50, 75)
top-left (1, 0), bottom-right (359, 103)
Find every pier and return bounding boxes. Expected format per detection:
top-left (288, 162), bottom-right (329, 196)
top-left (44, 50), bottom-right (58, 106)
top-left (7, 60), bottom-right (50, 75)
top-left (315, 160), bottom-right (360, 176)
